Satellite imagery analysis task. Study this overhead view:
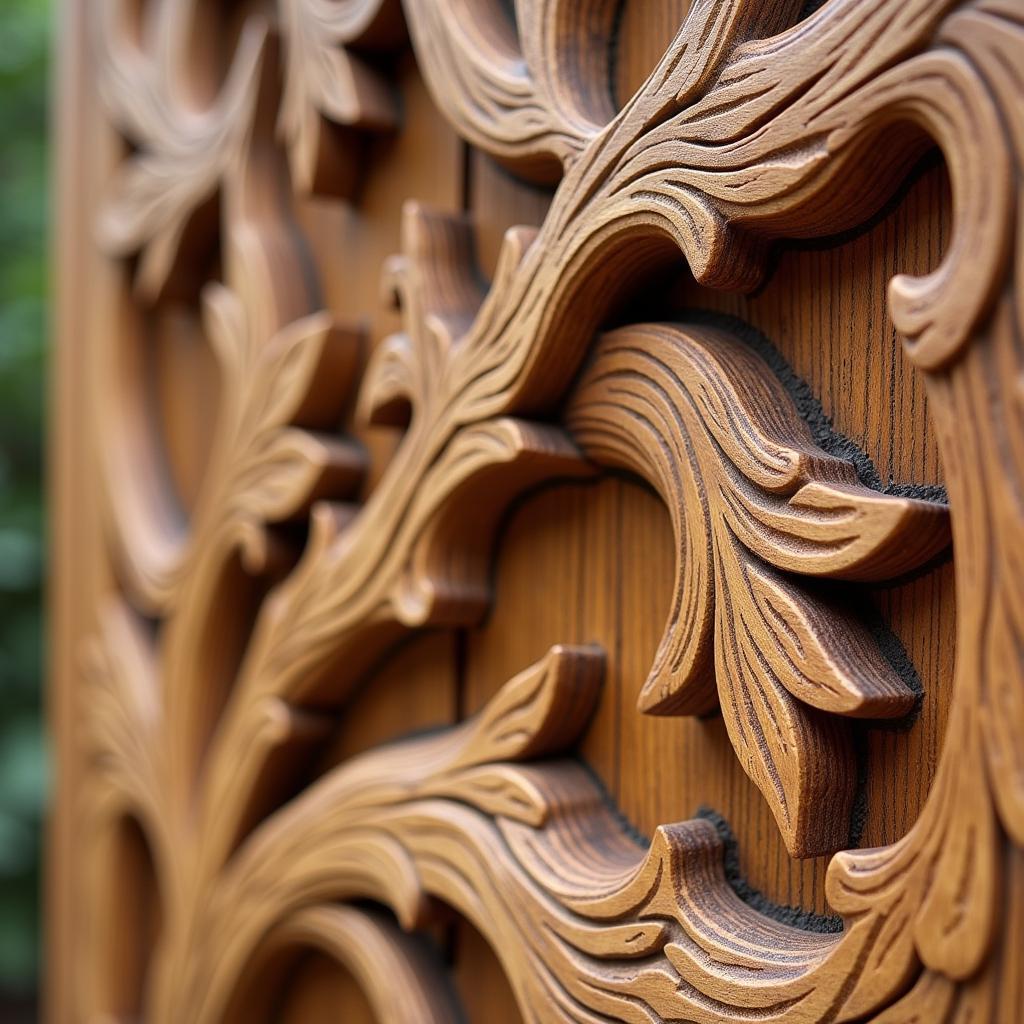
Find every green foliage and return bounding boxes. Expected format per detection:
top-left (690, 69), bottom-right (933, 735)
top-left (0, 0), bottom-right (50, 996)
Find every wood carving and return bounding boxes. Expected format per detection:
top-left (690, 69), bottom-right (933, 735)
top-left (400, 0), bottom-right (619, 182)
top-left (61, 0), bottom-right (1024, 1020)
top-left (94, 0), bottom-right (399, 305)
top-left (224, 905), bottom-right (462, 1022)
top-left (278, 0), bottom-right (401, 197)
top-left (567, 323), bottom-right (949, 856)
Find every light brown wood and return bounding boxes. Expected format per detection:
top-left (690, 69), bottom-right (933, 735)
top-left (567, 322), bottom-right (948, 856)
top-left (50, 0), bottom-right (1024, 1020)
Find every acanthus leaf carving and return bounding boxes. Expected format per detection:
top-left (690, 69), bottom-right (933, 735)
top-left (94, 0), bottom-right (268, 301)
top-left (197, 232), bottom-right (364, 572)
top-left (567, 322), bottom-right (948, 856)
top-left (95, 0), bottom-right (404, 301)
top-left (78, 0), bottom-right (1024, 1019)
top-left (81, 598), bottom-right (163, 839)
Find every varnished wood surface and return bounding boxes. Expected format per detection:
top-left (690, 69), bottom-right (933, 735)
top-left (462, 153), bottom-right (955, 917)
top-left (267, 32), bottom-right (959, 1013)
top-left (51, 0), bottom-right (1024, 1020)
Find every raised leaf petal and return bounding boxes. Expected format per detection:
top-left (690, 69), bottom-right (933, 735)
top-left (241, 428), bottom-right (363, 523)
top-left (568, 322), bottom-right (947, 854)
top-left (738, 549), bottom-right (916, 718)
top-left (728, 479), bottom-right (951, 581)
top-left (452, 644), bottom-right (604, 769)
top-left (423, 765), bottom-right (550, 826)
top-left (278, 0), bottom-right (398, 195)
top-left (257, 315), bottom-right (358, 432)
top-left (358, 332), bottom-right (419, 427)
top-left (715, 543), bottom-right (856, 857)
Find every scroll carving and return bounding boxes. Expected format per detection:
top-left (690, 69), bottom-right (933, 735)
top-left (76, 0), bottom-right (1024, 1021)
top-left (94, 0), bottom-right (400, 304)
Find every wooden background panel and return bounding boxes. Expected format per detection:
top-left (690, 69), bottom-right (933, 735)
top-left (318, 632), bottom-right (459, 769)
top-left (151, 304), bottom-right (221, 516)
top-left (450, 920), bottom-right (521, 1024)
top-left (277, 954), bottom-right (376, 1024)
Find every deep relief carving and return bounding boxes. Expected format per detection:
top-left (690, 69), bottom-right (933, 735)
top-left (567, 323), bottom-right (948, 856)
top-left (78, 0), bottom-right (1024, 1021)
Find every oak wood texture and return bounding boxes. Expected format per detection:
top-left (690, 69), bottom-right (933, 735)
top-left (50, 0), bottom-right (1024, 1022)
top-left (566, 322), bottom-right (948, 857)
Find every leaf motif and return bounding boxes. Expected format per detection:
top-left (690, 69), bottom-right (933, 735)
top-left (94, 7), bottom-right (267, 297)
top-left (391, 419), bottom-right (592, 627)
top-left (715, 539), bottom-right (857, 856)
top-left (80, 600), bottom-right (165, 844)
top-left (734, 546), bottom-right (916, 717)
top-left (239, 428), bottom-right (363, 524)
top-left (421, 765), bottom-right (550, 826)
top-left (913, 752), bottom-right (998, 979)
top-left (726, 479), bottom-right (951, 581)
top-left (202, 282), bottom-right (249, 390)
top-left (278, 0), bottom-right (398, 195)
top-left (567, 322), bottom-right (950, 855)
top-left (192, 230), bottom-right (364, 574)
top-left (358, 331), bottom-right (418, 427)
top-left (256, 314), bottom-right (358, 432)
top-left (452, 645), bottom-right (604, 769)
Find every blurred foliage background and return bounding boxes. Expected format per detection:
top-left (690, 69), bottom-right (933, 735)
top-left (0, 0), bottom-right (50, 1014)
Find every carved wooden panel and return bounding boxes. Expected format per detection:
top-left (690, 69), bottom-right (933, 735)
top-left (49, 0), bottom-right (1024, 1021)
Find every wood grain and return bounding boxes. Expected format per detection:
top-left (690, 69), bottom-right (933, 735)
top-left (51, 0), bottom-right (1024, 1020)
top-left (464, 121), bottom-right (956, 918)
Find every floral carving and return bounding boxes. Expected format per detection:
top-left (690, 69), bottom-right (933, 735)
top-left (93, 0), bottom-right (267, 300)
top-left (567, 323), bottom-right (949, 855)
top-left (73, 0), bottom-right (1024, 1020)
top-left (193, 228), bottom-right (363, 575)
top-left (94, 0), bottom-right (403, 302)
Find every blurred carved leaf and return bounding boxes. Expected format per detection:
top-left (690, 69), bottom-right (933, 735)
top-left (278, 0), bottom-right (398, 195)
top-left (195, 235), bottom-right (363, 573)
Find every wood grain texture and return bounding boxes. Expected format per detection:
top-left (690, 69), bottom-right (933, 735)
top-left (223, 904), bottom-right (460, 1023)
top-left (51, 0), bottom-right (1024, 1021)
top-left (566, 322), bottom-right (948, 857)
top-left (462, 130), bottom-right (956, 920)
